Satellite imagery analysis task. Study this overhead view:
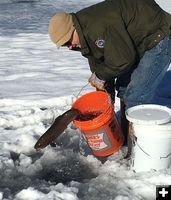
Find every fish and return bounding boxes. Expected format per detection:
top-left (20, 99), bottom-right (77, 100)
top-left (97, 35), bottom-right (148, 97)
top-left (34, 108), bottom-right (80, 150)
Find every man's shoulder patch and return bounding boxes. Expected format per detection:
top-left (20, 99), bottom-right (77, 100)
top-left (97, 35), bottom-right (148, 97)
top-left (95, 39), bottom-right (105, 48)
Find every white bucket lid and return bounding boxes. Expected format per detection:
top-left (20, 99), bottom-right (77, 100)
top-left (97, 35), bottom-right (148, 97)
top-left (126, 104), bottom-right (171, 125)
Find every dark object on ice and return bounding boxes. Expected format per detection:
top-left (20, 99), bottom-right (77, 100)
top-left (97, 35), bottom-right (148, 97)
top-left (34, 108), bottom-right (80, 150)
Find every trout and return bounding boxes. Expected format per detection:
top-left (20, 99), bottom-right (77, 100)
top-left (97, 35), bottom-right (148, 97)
top-left (34, 108), bottom-right (80, 150)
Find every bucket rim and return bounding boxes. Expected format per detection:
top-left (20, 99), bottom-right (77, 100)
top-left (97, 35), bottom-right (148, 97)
top-left (126, 104), bottom-right (171, 125)
top-left (72, 91), bottom-right (109, 104)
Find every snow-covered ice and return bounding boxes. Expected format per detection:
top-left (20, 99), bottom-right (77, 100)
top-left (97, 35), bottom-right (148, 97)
top-left (0, 0), bottom-right (171, 200)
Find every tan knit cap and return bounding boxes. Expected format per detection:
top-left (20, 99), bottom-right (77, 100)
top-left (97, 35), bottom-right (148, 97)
top-left (48, 12), bottom-right (75, 47)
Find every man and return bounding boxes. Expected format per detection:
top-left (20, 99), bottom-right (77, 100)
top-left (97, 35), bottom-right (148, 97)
top-left (48, 0), bottom-right (171, 140)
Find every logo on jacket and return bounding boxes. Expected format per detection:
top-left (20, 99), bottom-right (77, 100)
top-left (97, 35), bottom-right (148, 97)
top-left (95, 39), bottom-right (105, 48)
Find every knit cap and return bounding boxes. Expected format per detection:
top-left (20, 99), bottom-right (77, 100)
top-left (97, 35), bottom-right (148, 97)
top-left (48, 12), bottom-right (75, 47)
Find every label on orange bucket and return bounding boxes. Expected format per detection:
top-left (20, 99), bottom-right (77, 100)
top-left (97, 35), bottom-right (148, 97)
top-left (84, 128), bottom-right (113, 151)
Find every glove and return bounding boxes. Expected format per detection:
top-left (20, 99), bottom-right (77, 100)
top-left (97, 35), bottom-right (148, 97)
top-left (88, 73), bottom-right (105, 91)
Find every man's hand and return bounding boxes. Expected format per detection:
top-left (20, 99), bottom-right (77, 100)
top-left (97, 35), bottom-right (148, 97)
top-left (88, 73), bottom-right (105, 91)
top-left (88, 73), bottom-right (115, 102)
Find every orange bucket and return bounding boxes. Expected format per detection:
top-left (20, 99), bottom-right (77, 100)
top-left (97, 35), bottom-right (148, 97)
top-left (72, 91), bottom-right (124, 157)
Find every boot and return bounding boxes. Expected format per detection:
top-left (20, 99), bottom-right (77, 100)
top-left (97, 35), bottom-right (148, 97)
top-left (120, 99), bottom-right (129, 145)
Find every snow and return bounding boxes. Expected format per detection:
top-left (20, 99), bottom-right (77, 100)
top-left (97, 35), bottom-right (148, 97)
top-left (0, 0), bottom-right (171, 200)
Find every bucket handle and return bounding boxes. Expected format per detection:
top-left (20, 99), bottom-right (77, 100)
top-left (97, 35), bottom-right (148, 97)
top-left (133, 136), bottom-right (171, 160)
top-left (73, 83), bottom-right (89, 100)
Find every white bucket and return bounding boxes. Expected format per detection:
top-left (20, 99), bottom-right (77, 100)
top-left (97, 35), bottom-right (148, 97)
top-left (126, 104), bottom-right (171, 172)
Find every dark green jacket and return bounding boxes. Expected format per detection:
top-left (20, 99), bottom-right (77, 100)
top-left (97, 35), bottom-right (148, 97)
top-left (71, 0), bottom-right (171, 81)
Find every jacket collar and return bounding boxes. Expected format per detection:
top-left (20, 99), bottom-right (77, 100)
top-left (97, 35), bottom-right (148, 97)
top-left (71, 13), bottom-right (90, 56)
